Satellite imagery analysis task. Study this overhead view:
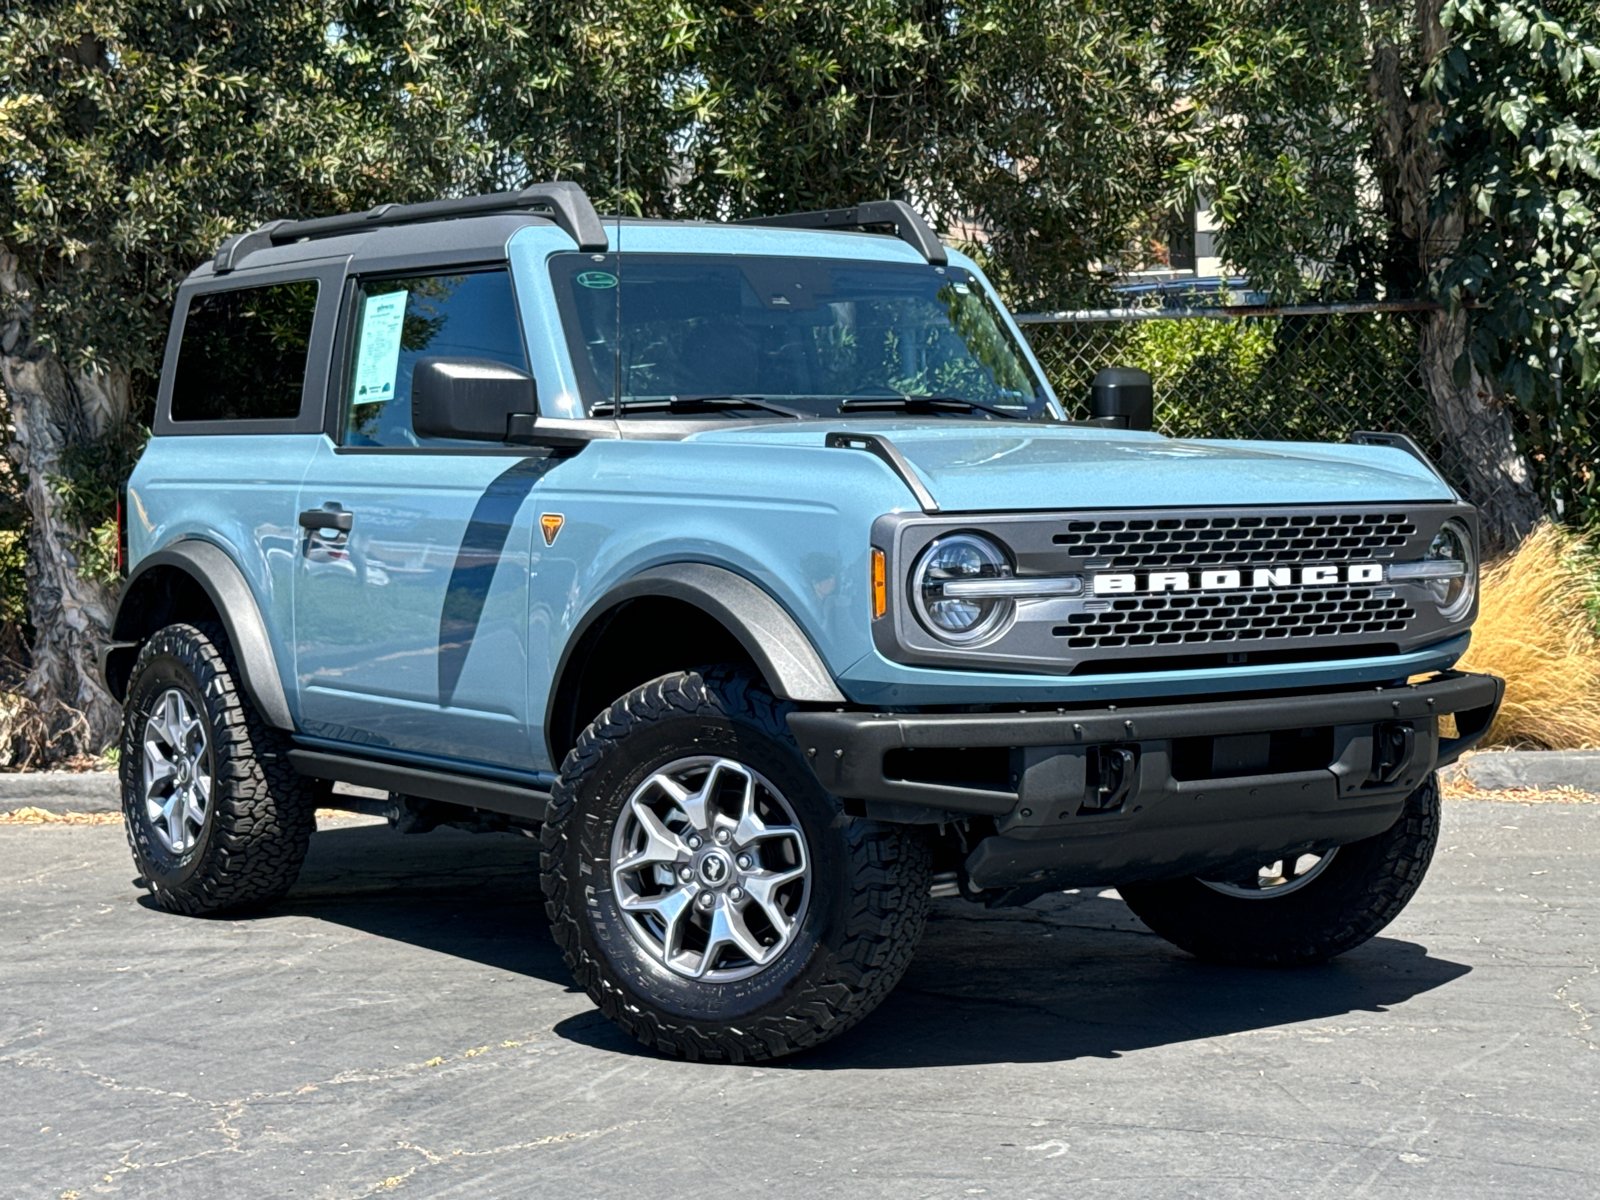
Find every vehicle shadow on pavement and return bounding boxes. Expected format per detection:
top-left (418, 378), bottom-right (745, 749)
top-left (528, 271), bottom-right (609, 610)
top-left (250, 824), bottom-right (1472, 1067)
top-left (256, 821), bottom-right (574, 988)
top-left (554, 893), bottom-right (1473, 1068)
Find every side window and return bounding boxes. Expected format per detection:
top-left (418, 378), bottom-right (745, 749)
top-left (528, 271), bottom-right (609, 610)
top-left (170, 281), bottom-right (318, 422)
top-left (344, 269), bottom-right (527, 447)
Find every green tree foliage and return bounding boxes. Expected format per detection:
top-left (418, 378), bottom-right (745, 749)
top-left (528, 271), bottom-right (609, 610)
top-left (1161, 0), bottom-right (1599, 531)
top-left (1430, 0), bottom-right (1600, 523)
top-left (653, 0), bottom-right (1172, 307)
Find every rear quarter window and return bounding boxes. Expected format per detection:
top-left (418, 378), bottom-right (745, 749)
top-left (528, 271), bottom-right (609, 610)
top-left (170, 281), bottom-right (319, 422)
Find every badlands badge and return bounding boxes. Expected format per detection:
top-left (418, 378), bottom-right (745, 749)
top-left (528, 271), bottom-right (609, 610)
top-left (1092, 563), bottom-right (1384, 596)
top-left (540, 513), bottom-right (565, 546)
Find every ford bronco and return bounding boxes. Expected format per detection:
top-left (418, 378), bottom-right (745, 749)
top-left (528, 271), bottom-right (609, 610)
top-left (103, 183), bottom-right (1503, 1061)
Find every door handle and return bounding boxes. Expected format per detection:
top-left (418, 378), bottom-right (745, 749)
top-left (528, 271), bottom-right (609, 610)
top-left (298, 507), bottom-right (353, 533)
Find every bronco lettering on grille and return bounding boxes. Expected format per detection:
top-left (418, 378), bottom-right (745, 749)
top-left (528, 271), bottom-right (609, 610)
top-left (1092, 563), bottom-right (1384, 595)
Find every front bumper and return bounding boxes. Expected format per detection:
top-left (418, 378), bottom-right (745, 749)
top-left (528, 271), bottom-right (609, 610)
top-left (788, 670), bottom-right (1502, 898)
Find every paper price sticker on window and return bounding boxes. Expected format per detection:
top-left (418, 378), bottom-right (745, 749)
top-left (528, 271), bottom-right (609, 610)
top-left (353, 291), bottom-right (408, 403)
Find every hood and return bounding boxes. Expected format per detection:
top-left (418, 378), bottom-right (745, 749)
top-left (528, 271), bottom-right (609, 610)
top-left (686, 420), bottom-right (1456, 512)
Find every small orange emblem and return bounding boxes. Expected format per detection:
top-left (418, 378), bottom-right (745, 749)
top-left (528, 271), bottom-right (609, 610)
top-left (539, 513), bottom-right (565, 546)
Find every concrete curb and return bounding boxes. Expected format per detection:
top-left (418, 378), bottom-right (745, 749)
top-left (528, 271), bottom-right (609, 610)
top-left (0, 774), bottom-right (389, 816)
top-left (1442, 749), bottom-right (1600, 793)
top-left (0, 772), bottom-right (120, 814)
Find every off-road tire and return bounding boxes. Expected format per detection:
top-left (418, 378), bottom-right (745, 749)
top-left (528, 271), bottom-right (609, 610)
top-left (542, 667), bottom-right (931, 1062)
top-left (120, 622), bottom-right (316, 914)
top-left (1118, 773), bottom-right (1441, 967)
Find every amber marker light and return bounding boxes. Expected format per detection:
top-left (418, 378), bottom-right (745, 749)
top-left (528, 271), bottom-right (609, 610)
top-left (871, 548), bottom-right (888, 619)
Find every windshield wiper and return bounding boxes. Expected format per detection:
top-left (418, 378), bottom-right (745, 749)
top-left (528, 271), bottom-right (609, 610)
top-left (837, 394), bottom-right (1026, 420)
top-left (593, 394), bottom-right (806, 419)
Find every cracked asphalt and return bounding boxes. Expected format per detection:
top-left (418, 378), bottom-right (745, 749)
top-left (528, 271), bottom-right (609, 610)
top-left (3, 797), bottom-right (1597, 1199)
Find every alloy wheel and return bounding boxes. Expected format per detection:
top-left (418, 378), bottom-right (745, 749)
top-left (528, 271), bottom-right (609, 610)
top-left (1198, 847), bottom-right (1340, 900)
top-left (141, 687), bottom-right (213, 855)
top-left (609, 755), bottom-right (811, 981)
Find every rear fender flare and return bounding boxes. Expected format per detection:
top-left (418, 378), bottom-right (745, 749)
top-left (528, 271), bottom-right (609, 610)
top-left (107, 541), bottom-right (295, 730)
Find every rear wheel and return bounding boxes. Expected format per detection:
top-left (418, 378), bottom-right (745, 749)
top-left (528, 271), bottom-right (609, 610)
top-left (120, 622), bottom-right (315, 914)
top-left (1118, 774), bottom-right (1441, 966)
top-left (542, 668), bottom-right (930, 1061)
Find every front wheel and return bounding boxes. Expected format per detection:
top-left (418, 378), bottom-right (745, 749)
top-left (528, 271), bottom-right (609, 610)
top-left (541, 668), bottom-right (930, 1062)
top-left (1118, 774), bottom-right (1441, 967)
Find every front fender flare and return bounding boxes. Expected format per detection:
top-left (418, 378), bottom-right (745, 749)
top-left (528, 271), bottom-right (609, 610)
top-left (108, 541), bottom-right (295, 730)
top-left (548, 562), bottom-right (846, 737)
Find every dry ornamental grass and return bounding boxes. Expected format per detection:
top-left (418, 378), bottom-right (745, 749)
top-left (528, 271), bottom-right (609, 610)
top-left (1455, 523), bottom-right (1600, 750)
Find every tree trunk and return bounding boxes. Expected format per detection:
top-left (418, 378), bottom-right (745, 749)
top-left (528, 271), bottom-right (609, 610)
top-left (0, 243), bottom-right (126, 763)
top-left (1416, 308), bottom-right (1544, 551)
top-left (1369, 0), bottom-right (1544, 553)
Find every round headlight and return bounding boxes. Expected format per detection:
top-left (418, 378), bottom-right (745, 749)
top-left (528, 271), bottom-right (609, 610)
top-left (1425, 518), bottom-right (1476, 620)
top-left (912, 533), bottom-right (1014, 644)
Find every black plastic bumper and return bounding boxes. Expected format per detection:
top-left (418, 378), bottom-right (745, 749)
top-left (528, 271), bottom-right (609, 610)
top-left (787, 671), bottom-right (1503, 898)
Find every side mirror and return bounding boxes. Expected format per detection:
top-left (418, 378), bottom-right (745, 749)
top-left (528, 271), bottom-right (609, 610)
top-left (1090, 366), bottom-right (1154, 432)
top-left (412, 356), bottom-right (536, 441)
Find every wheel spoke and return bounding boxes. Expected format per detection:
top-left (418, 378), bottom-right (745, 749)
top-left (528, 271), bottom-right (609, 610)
top-left (667, 770), bottom-right (711, 831)
top-left (696, 759), bottom-right (750, 832)
top-left (175, 701), bottom-right (204, 753)
top-left (696, 904), bottom-right (768, 976)
top-left (741, 865), bottom-right (803, 935)
top-left (617, 798), bottom-right (690, 872)
top-left (621, 884), bottom-right (695, 958)
top-left (142, 750), bottom-right (177, 792)
top-left (737, 817), bottom-right (802, 849)
top-left (183, 788), bottom-right (207, 833)
top-left (155, 693), bottom-right (187, 753)
top-left (160, 791), bottom-right (185, 849)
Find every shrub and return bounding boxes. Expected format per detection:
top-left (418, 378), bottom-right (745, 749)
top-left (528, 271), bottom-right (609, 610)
top-left (1458, 523), bottom-right (1600, 750)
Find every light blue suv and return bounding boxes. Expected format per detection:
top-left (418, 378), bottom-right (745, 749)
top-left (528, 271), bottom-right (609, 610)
top-left (104, 184), bottom-right (1503, 1061)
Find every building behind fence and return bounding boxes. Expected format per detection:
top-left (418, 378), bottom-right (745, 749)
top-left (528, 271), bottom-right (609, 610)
top-left (1016, 301), bottom-right (1567, 544)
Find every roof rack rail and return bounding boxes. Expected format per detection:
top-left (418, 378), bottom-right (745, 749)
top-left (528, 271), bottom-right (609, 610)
top-left (212, 182), bottom-right (609, 273)
top-left (739, 201), bottom-right (947, 266)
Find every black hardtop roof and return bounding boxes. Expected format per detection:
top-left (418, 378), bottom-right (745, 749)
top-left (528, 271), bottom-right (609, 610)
top-left (208, 184), bottom-right (946, 275)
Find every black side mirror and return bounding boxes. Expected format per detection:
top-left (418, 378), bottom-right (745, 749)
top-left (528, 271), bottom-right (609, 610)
top-left (412, 356), bottom-right (536, 441)
top-left (1090, 366), bottom-right (1154, 432)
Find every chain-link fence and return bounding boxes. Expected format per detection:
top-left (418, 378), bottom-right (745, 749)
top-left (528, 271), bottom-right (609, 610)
top-left (1020, 300), bottom-right (1435, 441)
top-left (1017, 301), bottom-right (1559, 551)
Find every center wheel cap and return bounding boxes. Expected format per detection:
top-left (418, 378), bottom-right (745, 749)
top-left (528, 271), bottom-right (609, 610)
top-left (696, 849), bottom-right (733, 888)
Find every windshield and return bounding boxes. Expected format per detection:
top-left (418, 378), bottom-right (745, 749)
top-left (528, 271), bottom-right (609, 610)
top-left (549, 253), bottom-right (1057, 420)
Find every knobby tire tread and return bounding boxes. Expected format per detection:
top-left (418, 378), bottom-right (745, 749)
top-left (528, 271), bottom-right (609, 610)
top-left (1119, 774), bottom-right (1441, 967)
top-left (541, 667), bottom-right (929, 1062)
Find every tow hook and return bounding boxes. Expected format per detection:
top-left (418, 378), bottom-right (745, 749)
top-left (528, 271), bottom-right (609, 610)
top-left (1372, 721), bottom-right (1416, 785)
top-left (1083, 745), bottom-right (1138, 813)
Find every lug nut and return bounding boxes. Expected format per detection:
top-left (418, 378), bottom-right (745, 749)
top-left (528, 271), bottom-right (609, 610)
top-left (729, 886), bottom-right (744, 901)
top-left (736, 854), bottom-right (752, 870)
top-left (686, 834), bottom-right (702, 850)
top-left (678, 866), bottom-right (693, 883)
top-left (697, 891), bottom-right (715, 910)
top-left (714, 828), bottom-right (730, 845)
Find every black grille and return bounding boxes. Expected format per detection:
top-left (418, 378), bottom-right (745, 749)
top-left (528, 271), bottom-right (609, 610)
top-left (1054, 585), bottom-right (1414, 650)
top-left (1051, 512), bottom-right (1417, 570)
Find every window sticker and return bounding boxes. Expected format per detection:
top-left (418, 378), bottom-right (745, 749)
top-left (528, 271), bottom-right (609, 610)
top-left (576, 271), bottom-right (618, 289)
top-left (353, 290), bottom-right (407, 403)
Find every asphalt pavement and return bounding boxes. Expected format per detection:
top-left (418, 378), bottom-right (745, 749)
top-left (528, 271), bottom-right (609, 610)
top-left (2, 797), bottom-right (1596, 1199)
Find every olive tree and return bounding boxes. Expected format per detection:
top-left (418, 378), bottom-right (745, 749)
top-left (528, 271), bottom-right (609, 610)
top-left (0, 2), bottom-right (496, 759)
top-left (1166, 0), bottom-right (1600, 547)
